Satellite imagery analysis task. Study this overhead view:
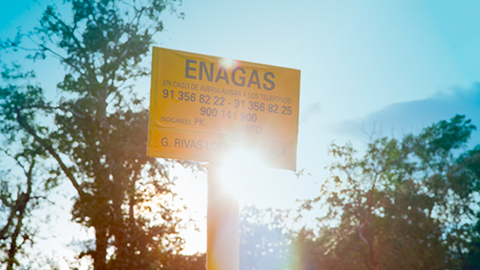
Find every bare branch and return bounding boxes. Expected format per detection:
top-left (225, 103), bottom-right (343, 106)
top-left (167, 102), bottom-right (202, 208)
top-left (15, 110), bottom-right (85, 198)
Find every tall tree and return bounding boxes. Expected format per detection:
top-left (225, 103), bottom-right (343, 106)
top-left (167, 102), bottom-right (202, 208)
top-left (0, 0), bottom-right (191, 269)
top-left (298, 115), bottom-right (480, 270)
top-left (0, 149), bottom-right (42, 270)
top-left (0, 63), bottom-right (53, 270)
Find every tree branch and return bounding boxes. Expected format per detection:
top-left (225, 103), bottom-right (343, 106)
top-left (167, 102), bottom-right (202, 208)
top-left (21, 103), bottom-right (85, 119)
top-left (15, 110), bottom-right (85, 198)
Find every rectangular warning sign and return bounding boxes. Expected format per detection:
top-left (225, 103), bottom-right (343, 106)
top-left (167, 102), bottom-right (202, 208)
top-left (147, 47), bottom-right (300, 170)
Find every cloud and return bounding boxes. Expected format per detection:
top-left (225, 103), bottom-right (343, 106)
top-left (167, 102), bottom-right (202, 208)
top-left (333, 83), bottom-right (480, 146)
top-left (300, 102), bottom-right (321, 124)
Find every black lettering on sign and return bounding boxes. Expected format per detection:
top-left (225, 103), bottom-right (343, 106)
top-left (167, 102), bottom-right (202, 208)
top-left (184, 59), bottom-right (276, 90)
top-left (263, 72), bottom-right (275, 91)
top-left (185, 59), bottom-right (197, 79)
top-left (199, 62), bottom-right (213, 81)
top-left (232, 67), bottom-right (246, 87)
top-left (247, 70), bottom-right (261, 89)
top-left (215, 67), bottom-right (229, 84)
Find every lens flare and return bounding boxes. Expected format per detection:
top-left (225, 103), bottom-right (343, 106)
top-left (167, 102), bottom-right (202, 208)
top-left (217, 147), bottom-right (269, 206)
top-left (219, 58), bottom-right (239, 70)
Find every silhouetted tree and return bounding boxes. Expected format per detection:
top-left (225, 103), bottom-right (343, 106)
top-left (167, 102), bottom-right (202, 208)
top-left (299, 115), bottom-right (480, 270)
top-left (0, 0), bottom-right (197, 269)
top-left (0, 65), bottom-right (53, 270)
top-left (0, 150), bottom-right (39, 270)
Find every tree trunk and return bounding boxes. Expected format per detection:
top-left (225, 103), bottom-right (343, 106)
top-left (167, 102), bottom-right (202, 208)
top-left (94, 224), bottom-right (108, 270)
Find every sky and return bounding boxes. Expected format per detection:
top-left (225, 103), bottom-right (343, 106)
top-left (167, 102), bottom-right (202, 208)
top-left (1, 0), bottom-right (480, 266)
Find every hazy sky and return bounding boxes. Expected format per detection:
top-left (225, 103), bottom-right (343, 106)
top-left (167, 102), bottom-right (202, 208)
top-left (1, 0), bottom-right (480, 262)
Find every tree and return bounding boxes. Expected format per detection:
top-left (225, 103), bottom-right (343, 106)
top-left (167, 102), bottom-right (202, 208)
top-left (165, 253), bottom-right (206, 270)
top-left (461, 145), bottom-right (480, 269)
top-left (0, 0), bottom-right (193, 269)
top-left (0, 150), bottom-right (40, 270)
top-left (0, 64), bottom-right (54, 270)
top-left (299, 115), bottom-right (480, 270)
top-left (239, 206), bottom-right (293, 270)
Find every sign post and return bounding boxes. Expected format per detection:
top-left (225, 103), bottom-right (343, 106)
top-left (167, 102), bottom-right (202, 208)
top-left (147, 47), bottom-right (300, 269)
top-left (206, 163), bottom-right (239, 270)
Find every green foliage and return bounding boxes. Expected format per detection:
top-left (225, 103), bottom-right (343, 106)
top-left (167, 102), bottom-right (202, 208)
top-left (0, 0), bottom-right (191, 269)
top-left (0, 144), bottom-right (49, 270)
top-left (0, 63), bottom-right (55, 269)
top-left (299, 115), bottom-right (480, 270)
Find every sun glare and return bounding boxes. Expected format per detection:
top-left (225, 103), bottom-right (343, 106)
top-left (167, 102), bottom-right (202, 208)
top-left (219, 58), bottom-right (239, 70)
top-left (217, 147), bottom-right (272, 207)
top-left (169, 164), bottom-right (208, 254)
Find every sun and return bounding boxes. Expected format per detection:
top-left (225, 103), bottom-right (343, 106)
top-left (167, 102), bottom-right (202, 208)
top-left (217, 147), bottom-right (272, 207)
top-left (159, 147), bottom-right (281, 255)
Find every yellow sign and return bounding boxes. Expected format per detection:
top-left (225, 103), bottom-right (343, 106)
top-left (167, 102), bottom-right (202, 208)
top-left (147, 47), bottom-right (300, 170)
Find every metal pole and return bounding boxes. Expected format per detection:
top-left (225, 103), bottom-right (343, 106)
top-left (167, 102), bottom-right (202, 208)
top-left (207, 163), bottom-right (239, 270)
